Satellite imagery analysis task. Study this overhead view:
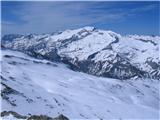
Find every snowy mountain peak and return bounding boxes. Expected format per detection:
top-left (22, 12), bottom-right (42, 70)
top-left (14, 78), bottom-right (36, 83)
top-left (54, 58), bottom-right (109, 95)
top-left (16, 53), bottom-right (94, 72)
top-left (81, 26), bottom-right (96, 31)
top-left (1, 27), bottom-right (159, 119)
top-left (2, 27), bottom-right (160, 80)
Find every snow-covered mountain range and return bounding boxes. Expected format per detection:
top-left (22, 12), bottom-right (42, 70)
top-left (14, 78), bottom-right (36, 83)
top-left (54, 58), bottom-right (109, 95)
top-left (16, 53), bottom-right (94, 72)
top-left (1, 49), bottom-right (159, 119)
top-left (2, 27), bottom-right (160, 80)
top-left (1, 27), bottom-right (160, 119)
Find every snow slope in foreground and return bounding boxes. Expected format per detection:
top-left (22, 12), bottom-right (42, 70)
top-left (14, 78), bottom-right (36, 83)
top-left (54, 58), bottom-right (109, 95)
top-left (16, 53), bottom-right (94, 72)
top-left (1, 50), bottom-right (159, 119)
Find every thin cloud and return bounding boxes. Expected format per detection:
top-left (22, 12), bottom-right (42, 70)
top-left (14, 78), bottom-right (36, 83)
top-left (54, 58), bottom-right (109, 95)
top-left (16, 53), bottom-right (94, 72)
top-left (2, 2), bottom-right (158, 35)
top-left (131, 4), bottom-right (157, 13)
top-left (2, 2), bottom-right (128, 34)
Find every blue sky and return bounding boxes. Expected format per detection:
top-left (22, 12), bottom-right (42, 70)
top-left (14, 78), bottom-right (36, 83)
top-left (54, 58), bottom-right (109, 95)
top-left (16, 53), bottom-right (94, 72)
top-left (2, 1), bottom-right (160, 35)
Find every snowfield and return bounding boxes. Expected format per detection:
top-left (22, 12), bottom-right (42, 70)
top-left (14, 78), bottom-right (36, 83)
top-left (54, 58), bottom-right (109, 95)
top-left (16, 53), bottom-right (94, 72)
top-left (1, 49), bottom-right (159, 119)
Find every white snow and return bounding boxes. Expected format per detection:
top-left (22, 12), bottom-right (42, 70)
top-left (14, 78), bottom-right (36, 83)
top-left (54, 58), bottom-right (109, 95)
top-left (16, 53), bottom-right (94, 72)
top-left (1, 50), bottom-right (159, 119)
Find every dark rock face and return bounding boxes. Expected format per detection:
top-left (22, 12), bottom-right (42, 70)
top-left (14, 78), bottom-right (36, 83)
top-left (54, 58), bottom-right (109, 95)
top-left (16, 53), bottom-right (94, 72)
top-left (1, 83), bottom-right (20, 106)
top-left (1, 111), bottom-right (69, 120)
top-left (1, 111), bottom-right (27, 119)
top-left (1, 82), bottom-right (34, 106)
top-left (28, 115), bottom-right (53, 120)
top-left (43, 49), bottom-right (61, 62)
top-left (17, 48), bottom-right (61, 62)
top-left (145, 59), bottom-right (160, 79)
top-left (60, 54), bottom-right (148, 80)
top-left (53, 114), bottom-right (69, 120)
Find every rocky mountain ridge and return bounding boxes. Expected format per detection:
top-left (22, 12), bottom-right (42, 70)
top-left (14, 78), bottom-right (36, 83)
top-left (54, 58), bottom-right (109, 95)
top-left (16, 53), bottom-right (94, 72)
top-left (2, 26), bottom-right (160, 80)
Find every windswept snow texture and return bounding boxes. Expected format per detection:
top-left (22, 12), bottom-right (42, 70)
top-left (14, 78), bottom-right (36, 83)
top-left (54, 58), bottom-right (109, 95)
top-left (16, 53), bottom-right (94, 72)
top-left (2, 27), bottom-right (160, 80)
top-left (1, 50), bottom-right (159, 119)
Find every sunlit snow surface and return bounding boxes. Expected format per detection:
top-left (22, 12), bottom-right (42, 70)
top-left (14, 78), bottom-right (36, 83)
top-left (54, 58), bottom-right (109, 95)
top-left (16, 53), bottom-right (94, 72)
top-left (1, 50), bottom-right (159, 119)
